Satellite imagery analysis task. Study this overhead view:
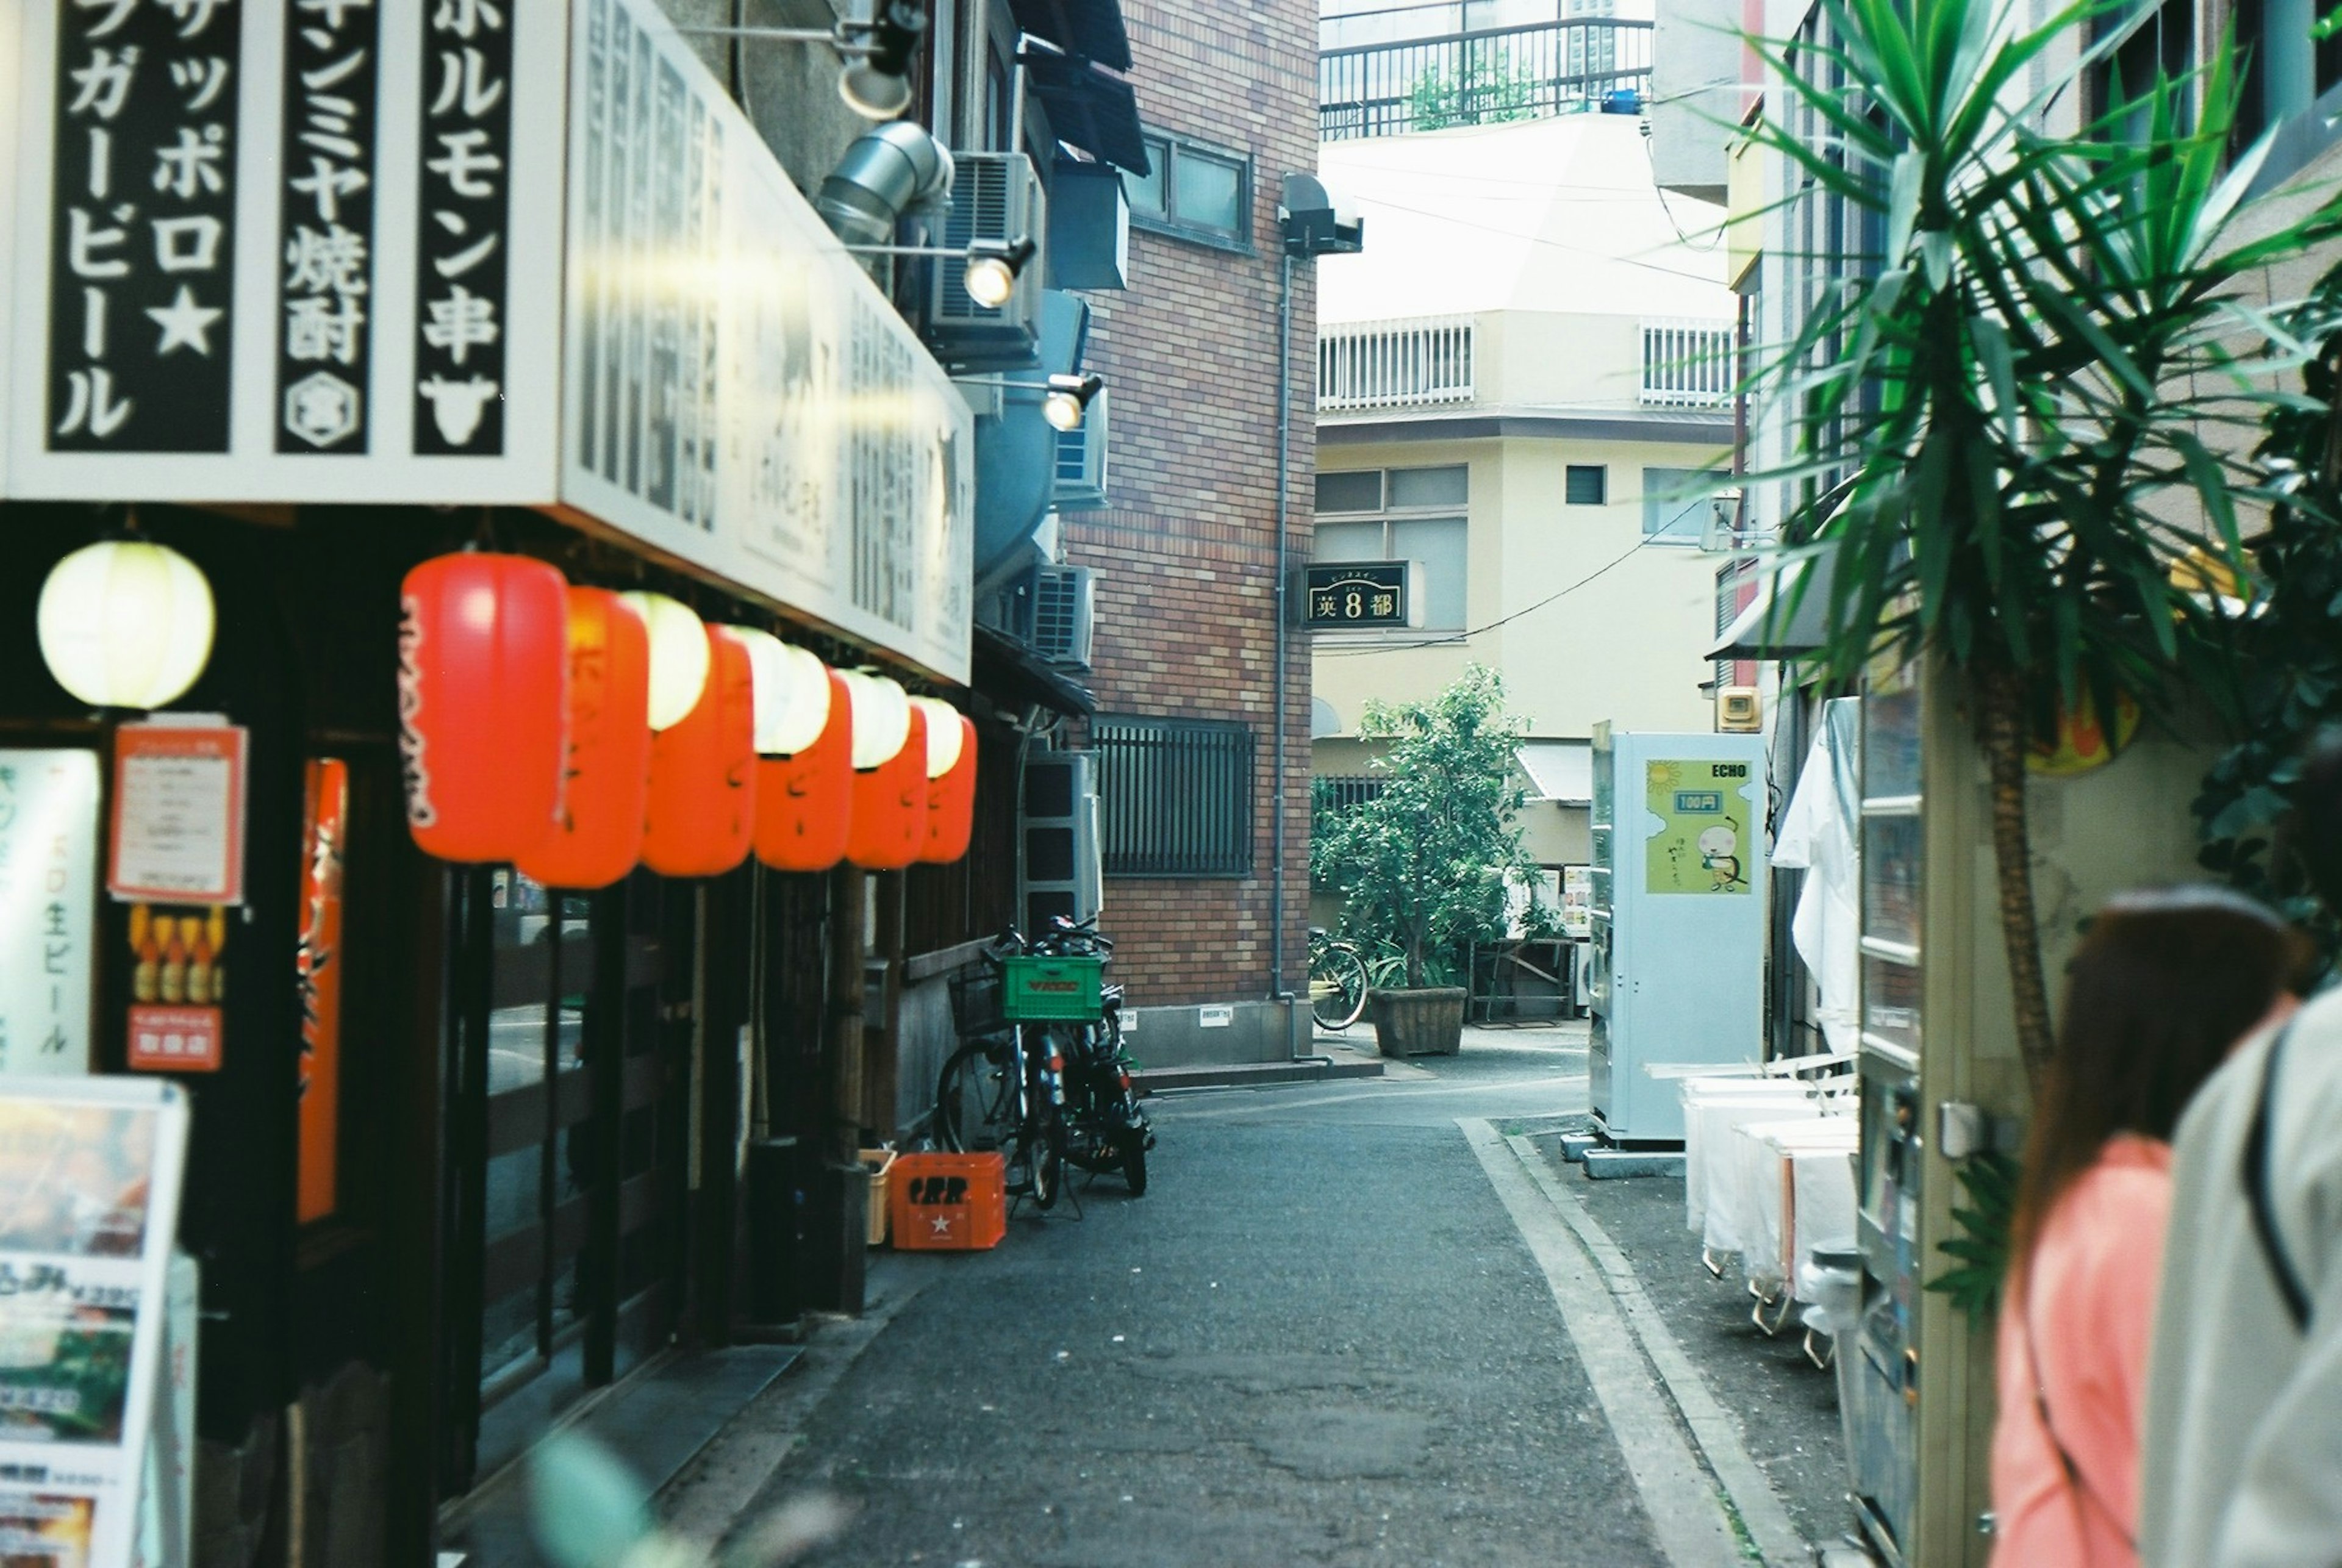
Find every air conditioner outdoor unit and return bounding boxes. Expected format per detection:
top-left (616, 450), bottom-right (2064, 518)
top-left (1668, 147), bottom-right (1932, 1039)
top-left (1021, 747), bottom-right (1103, 931)
top-left (1033, 564), bottom-right (1095, 670)
top-left (1051, 388), bottom-right (1109, 510)
top-left (1717, 686), bottom-right (1763, 732)
top-left (928, 152), bottom-right (1046, 371)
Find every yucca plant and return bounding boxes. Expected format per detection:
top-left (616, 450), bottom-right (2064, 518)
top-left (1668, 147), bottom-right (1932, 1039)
top-left (1745, 0), bottom-right (2342, 1087)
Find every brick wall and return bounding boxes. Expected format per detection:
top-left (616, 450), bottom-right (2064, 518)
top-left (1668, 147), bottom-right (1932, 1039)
top-left (1064, 0), bottom-right (1318, 1007)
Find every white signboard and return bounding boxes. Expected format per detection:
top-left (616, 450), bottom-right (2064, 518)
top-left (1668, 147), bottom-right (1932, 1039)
top-left (0, 1076), bottom-right (190, 1568)
top-left (0, 751), bottom-right (101, 1078)
top-left (4, 0), bottom-right (565, 501)
top-left (6, 0), bottom-right (976, 687)
top-left (559, 0), bottom-right (975, 684)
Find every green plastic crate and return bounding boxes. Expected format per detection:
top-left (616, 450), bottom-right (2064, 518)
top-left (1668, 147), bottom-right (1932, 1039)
top-left (998, 956), bottom-right (1106, 1021)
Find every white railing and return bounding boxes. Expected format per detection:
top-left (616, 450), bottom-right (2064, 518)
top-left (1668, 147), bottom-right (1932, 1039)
top-left (1318, 315), bottom-right (1477, 412)
top-left (1640, 318), bottom-right (1738, 407)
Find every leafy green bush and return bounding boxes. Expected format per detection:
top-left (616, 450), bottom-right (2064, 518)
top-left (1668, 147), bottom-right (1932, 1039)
top-left (1311, 666), bottom-right (1543, 989)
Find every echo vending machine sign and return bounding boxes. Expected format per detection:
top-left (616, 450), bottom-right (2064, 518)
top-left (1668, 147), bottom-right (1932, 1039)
top-left (0, 1077), bottom-right (190, 1568)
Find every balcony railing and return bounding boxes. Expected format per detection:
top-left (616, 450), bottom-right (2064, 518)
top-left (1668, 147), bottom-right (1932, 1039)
top-left (1320, 19), bottom-right (1654, 141)
top-left (1319, 315), bottom-right (1476, 412)
top-left (1639, 318), bottom-right (1738, 407)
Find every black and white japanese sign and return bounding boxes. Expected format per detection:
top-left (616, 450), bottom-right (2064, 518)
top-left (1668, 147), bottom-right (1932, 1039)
top-left (46, 0), bottom-right (243, 454)
top-left (412, 0), bottom-right (514, 455)
top-left (4, 0), bottom-right (974, 686)
top-left (562, 0), bottom-right (975, 684)
top-left (275, 0), bottom-right (382, 453)
top-left (4, 0), bottom-right (562, 500)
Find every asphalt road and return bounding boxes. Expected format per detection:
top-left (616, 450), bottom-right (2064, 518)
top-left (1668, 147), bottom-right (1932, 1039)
top-left (718, 1023), bottom-right (1666, 1567)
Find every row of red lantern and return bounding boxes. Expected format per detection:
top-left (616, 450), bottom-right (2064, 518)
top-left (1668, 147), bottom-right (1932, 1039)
top-left (397, 552), bottom-right (975, 886)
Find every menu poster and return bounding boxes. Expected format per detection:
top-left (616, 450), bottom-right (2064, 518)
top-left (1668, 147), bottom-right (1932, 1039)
top-left (0, 1078), bottom-right (189, 1568)
top-left (106, 727), bottom-right (247, 908)
top-left (0, 751), bottom-right (101, 1077)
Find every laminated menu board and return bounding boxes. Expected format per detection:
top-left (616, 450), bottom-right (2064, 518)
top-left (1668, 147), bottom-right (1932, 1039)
top-left (0, 1077), bottom-right (189, 1568)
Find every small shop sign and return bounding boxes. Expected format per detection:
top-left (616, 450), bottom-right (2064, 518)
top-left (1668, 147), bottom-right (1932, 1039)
top-left (1304, 561), bottom-right (1419, 629)
top-left (106, 724), bottom-right (246, 907)
top-left (0, 1076), bottom-right (191, 1568)
top-left (0, 750), bottom-right (101, 1078)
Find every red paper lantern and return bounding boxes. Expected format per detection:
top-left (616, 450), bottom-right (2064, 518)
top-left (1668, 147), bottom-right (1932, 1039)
top-left (398, 552), bottom-right (569, 862)
top-left (911, 700), bottom-right (977, 865)
top-left (754, 669), bottom-right (854, 873)
top-left (846, 675), bottom-right (927, 871)
top-left (640, 628), bottom-right (756, 876)
top-left (515, 589), bottom-right (651, 890)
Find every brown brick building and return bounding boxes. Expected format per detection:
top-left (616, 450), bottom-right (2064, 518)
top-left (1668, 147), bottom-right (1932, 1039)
top-left (1064, 0), bottom-right (1320, 1015)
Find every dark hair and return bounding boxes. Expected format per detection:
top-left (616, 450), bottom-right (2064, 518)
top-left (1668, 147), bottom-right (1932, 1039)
top-left (2288, 726), bottom-right (2342, 914)
top-left (2009, 886), bottom-right (2310, 1281)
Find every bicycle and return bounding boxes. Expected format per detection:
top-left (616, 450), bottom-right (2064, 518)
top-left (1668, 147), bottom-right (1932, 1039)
top-left (1307, 926), bottom-right (1370, 1031)
top-left (936, 916), bottom-right (1152, 1202)
top-left (936, 930), bottom-right (1067, 1209)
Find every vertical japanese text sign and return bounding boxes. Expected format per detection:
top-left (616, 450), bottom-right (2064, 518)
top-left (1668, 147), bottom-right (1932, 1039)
top-left (6, 0), bottom-right (564, 503)
top-left (0, 752), bottom-right (102, 1078)
top-left (275, 0), bottom-right (382, 453)
top-left (412, 0), bottom-right (515, 454)
top-left (46, 0), bottom-right (243, 454)
top-left (0, 1077), bottom-right (191, 1568)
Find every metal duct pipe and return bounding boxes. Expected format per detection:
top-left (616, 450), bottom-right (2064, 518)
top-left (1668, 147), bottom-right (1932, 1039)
top-left (817, 121), bottom-right (954, 247)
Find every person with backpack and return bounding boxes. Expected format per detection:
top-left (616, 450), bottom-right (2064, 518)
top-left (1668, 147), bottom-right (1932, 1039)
top-left (1989, 889), bottom-right (2307, 1567)
top-left (2138, 730), bottom-right (2342, 1567)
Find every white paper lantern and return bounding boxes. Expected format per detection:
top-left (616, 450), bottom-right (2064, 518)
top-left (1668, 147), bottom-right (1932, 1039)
top-left (908, 696), bottom-right (964, 778)
top-left (37, 540), bottom-right (216, 710)
top-left (768, 642), bottom-right (834, 756)
top-left (839, 671), bottom-right (911, 770)
top-left (717, 628), bottom-right (835, 757)
top-left (616, 592), bottom-right (708, 731)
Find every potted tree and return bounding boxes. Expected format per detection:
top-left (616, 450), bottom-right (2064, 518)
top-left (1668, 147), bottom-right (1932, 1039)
top-left (1311, 667), bottom-right (1545, 1056)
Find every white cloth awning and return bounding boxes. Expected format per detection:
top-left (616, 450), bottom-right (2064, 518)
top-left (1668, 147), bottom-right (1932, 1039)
top-left (1516, 739), bottom-right (1592, 804)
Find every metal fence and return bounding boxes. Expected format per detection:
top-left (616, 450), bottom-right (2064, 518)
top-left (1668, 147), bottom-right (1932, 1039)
top-left (1319, 315), bottom-right (1476, 412)
top-left (1320, 19), bottom-right (1654, 141)
top-left (1092, 718), bottom-right (1255, 878)
top-left (1639, 318), bottom-right (1738, 407)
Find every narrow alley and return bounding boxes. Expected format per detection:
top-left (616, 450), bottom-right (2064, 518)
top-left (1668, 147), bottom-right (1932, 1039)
top-left (634, 1029), bottom-right (1844, 1568)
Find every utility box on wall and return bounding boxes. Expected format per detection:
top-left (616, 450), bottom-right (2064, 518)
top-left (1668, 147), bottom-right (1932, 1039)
top-left (1587, 725), bottom-right (1768, 1143)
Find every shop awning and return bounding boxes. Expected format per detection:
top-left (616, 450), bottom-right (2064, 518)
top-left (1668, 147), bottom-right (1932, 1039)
top-left (1009, 0), bottom-right (1132, 71)
top-left (973, 624), bottom-right (1097, 717)
top-left (1706, 551), bottom-right (1839, 661)
top-left (1516, 740), bottom-right (1593, 805)
top-left (1020, 48), bottom-right (1150, 174)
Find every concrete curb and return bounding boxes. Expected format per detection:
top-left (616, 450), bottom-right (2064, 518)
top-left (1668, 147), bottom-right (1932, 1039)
top-left (1495, 1123), bottom-right (1810, 1568)
top-left (1132, 1056), bottom-right (1383, 1094)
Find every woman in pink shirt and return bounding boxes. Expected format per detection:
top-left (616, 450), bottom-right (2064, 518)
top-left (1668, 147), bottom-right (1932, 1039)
top-left (1989, 887), bottom-right (2306, 1568)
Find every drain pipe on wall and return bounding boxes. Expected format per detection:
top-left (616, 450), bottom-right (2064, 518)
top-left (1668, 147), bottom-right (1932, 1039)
top-left (1270, 248), bottom-right (1294, 1006)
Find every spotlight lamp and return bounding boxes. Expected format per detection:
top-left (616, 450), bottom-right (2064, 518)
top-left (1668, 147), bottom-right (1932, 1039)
top-left (671, 4), bottom-right (929, 124)
top-left (839, 1), bottom-right (928, 120)
top-left (962, 235), bottom-right (1037, 309)
top-left (1041, 372), bottom-right (1105, 432)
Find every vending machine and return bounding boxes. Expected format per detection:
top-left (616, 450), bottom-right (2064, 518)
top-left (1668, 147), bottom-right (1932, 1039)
top-left (1587, 725), bottom-right (1769, 1144)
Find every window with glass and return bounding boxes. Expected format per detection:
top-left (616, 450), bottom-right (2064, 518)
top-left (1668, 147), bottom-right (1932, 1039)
top-left (1122, 128), bottom-right (1251, 247)
top-left (1313, 465), bottom-right (1469, 630)
top-left (1566, 465), bottom-right (1608, 506)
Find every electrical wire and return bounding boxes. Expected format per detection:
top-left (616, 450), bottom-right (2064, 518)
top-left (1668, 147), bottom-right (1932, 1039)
top-left (1347, 190), bottom-right (1732, 285)
top-left (1314, 528), bottom-right (1682, 656)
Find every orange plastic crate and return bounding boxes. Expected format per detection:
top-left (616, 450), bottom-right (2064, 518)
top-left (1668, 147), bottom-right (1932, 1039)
top-left (888, 1152), bottom-right (1008, 1251)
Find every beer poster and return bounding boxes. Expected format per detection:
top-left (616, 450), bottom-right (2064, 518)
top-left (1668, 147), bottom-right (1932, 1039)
top-left (0, 1078), bottom-right (188, 1568)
